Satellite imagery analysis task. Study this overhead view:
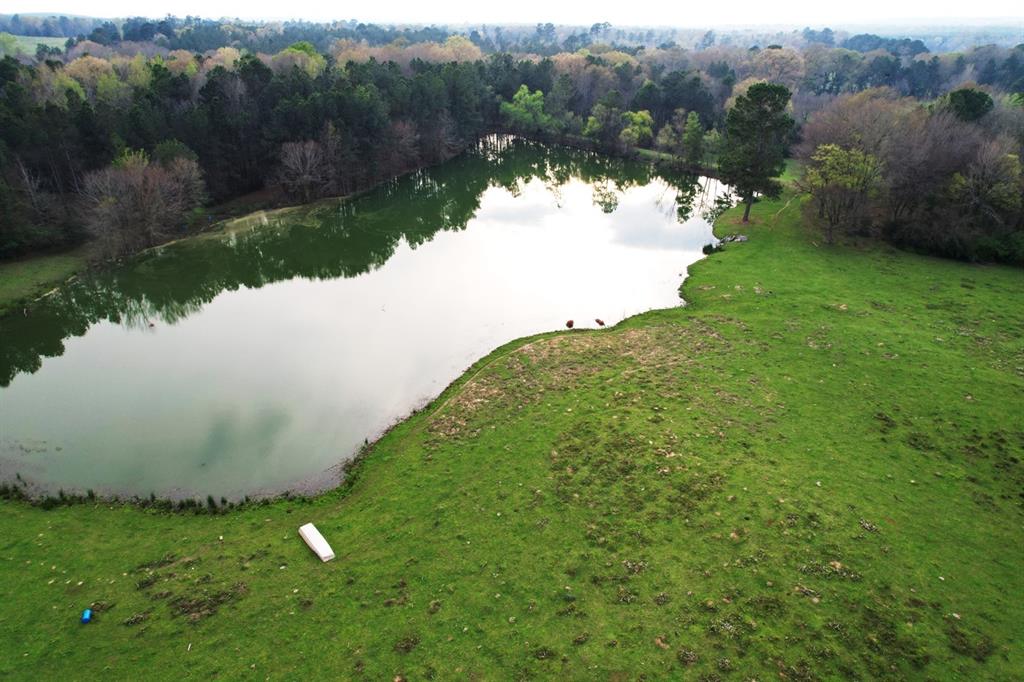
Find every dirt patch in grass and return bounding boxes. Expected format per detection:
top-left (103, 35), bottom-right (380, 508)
top-left (946, 622), bottom-right (996, 662)
top-left (169, 582), bottom-right (248, 622)
top-left (428, 321), bottom-right (734, 441)
top-left (131, 553), bottom-right (248, 623)
top-left (394, 634), bottom-right (420, 654)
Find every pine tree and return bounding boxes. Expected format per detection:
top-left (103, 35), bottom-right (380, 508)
top-left (718, 82), bottom-right (794, 222)
top-left (682, 111), bottom-right (704, 168)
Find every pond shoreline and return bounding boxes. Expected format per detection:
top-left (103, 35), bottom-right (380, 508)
top-left (1, 310), bottom-right (711, 509)
top-left (1, 138), bottom-right (727, 504)
top-left (0, 132), bottom-right (719, 320)
top-left (5, 176), bottom-right (1022, 680)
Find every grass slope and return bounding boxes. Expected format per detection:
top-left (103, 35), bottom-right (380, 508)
top-left (1, 192), bottom-right (1021, 680)
top-left (0, 247), bottom-right (88, 317)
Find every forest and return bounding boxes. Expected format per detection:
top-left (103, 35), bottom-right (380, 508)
top-left (1, 15), bottom-right (1022, 263)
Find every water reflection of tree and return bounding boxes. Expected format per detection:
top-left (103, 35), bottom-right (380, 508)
top-left (0, 136), bottom-right (725, 387)
top-left (591, 182), bottom-right (620, 214)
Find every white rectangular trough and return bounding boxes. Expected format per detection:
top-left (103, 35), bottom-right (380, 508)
top-left (298, 522), bottom-right (335, 562)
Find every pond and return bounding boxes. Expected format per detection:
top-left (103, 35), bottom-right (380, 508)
top-left (0, 136), bottom-right (731, 500)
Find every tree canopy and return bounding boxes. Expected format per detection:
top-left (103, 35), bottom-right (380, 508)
top-left (500, 85), bottom-right (556, 134)
top-left (0, 19), bottom-right (1022, 264)
top-left (944, 88), bottom-right (995, 122)
top-left (718, 82), bottom-right (794, 222)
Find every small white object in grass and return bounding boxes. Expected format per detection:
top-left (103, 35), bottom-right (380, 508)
top-left (298, 523), bottom-right (335, 562)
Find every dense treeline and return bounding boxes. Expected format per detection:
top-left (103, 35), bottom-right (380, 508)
top-left (0, 15), bottom-right (453, 51)
top-left (3, 14), bottom-right (1022, 54)
top-left (0, 47), bottom-right (497, 257)
top-left (6, 20), bottom-right (1024, 99)
top-left (0, 17), bottom-right (1022, 264)
top-left (0, 14), bottom-right (104, 38)
top-left (799, 88), bottom-right (1024, 263)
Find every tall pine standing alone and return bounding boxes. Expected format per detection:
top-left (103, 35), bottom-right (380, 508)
top-left (719, 83), bottom-right (794, 222)
top-left (682, 111), bottom-right (704, 168)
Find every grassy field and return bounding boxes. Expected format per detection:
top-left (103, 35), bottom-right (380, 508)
top-left (1, 189), bottom-right (1021, 679)
top-left (6, 34), bottom-right (67, 54)
top-left (0, 247), bottom-right (88, 317)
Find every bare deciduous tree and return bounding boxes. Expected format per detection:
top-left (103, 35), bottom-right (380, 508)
top-left (379, 120), bottom-right (421, 177)
top-left (278, 140), bottom-right (329, 202)
top-left (80, 151), bottom-right (206, 259)
top-left (418, 112), bottom-right (460, 165)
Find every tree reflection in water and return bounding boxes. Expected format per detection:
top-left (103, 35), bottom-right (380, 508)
top-left (0, 135), bottom-right (730, 388)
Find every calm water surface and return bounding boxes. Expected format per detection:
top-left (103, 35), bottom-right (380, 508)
top-left (0, 137), bottom-right (730, 499)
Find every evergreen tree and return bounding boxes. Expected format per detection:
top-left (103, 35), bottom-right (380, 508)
top-left (944, 88), bottom-right (994, 122)
top-left (719, 82), bottom-right (793, 222)
top-left (682, 111), bottom-right (704, 168)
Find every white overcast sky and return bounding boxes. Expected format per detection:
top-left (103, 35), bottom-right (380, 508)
top-left (2, 0), bottom-right (1021, 27)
